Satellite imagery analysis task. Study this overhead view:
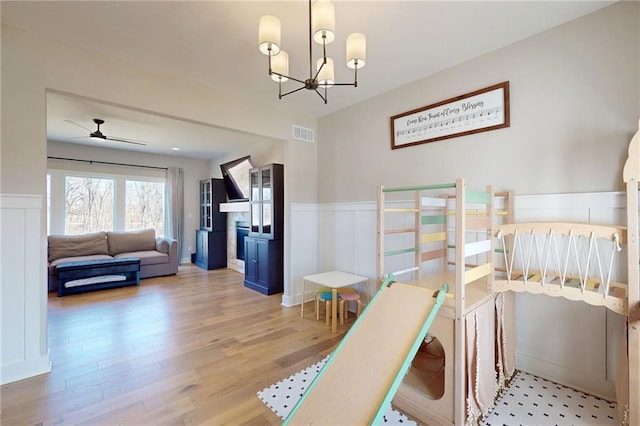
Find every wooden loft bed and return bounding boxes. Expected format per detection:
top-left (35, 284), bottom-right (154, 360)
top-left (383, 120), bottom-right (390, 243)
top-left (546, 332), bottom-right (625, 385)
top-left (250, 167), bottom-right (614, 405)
top-left (489, 119), bottom-right (640, 425)
top-left (376, 179), bottom-right (515, 425)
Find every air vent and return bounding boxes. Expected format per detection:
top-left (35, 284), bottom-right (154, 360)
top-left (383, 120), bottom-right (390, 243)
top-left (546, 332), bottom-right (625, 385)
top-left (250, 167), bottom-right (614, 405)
top-left (292, 125), bottom-right (315, 143)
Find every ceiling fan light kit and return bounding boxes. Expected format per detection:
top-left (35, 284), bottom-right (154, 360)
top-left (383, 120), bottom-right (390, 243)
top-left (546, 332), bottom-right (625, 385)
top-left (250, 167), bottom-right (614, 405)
top-left (258, 0), bottom-right (366, 104)
top-left (89, 118), bottom-right (107, 140)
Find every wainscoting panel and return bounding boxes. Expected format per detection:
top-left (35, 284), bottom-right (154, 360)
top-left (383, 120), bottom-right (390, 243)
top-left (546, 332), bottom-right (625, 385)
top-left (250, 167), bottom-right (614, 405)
top-left (1, 194), bottom-right (51, 385)
top-left (284, 204), bottom-right (319, 307)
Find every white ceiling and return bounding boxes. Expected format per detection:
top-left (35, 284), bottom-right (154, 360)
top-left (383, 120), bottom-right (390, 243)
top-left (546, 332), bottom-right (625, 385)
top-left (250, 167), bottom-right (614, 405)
top-left (2, 1), bottom-right (617, 160)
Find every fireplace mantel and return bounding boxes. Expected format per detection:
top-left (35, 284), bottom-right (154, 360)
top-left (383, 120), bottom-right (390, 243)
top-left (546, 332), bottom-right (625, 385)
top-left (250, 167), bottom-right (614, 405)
top-left (220, 202), bottom-right (249, 212)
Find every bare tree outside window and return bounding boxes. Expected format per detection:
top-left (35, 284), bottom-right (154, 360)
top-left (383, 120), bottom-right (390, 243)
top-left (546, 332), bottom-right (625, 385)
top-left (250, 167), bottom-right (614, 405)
top-left (65, 176), bottom-right (114, 234)
top-left (126, 180), bottom-right (165, 236)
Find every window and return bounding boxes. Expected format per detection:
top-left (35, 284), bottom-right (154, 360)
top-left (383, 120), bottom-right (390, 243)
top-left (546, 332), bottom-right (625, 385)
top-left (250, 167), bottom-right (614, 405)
top-left (47, 170), bottom-right (166, 237)
top-left (125, 179), bottom-right (165, 235)
top-left (65, 176), bottom-right (114, 234)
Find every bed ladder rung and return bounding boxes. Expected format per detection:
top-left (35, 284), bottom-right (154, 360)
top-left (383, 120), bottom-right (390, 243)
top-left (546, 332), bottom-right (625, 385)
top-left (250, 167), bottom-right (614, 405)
top-left (422, 215), bottom-right (446, 225)
top-left (385, 228), bottom-right (417, 235)
top-left (422, 232), bottom-right (446, 243)
top-left (389, 267), bottom-right (419, 278)
top-left (422, 248), bottom-right (446, 262)
top-left (384, 247), bottom-right (417, 257)
top-left (464, 262), bottom-right (492, 284)
top-left (447, 210), bottom-right (488, 216)
top-left (385, 208), bottom-right (419, 213)
top-left (465, 189), bottom-right (492, 204)
top-left (466, 215), bottom-right (491, 229)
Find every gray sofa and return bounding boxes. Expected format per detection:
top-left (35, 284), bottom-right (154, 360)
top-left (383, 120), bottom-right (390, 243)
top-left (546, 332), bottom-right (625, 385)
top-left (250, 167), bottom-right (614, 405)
top-left (47, 229), bottom-right (178, 292)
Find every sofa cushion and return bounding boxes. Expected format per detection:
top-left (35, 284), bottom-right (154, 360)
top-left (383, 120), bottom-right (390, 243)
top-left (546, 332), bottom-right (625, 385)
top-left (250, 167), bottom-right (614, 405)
top-left (48, 254), bottom-right (114, 274)
top-left (114, 251), bottom-right (168, 266)
top-left (48, 232), bottom-right (109, 262)
top-left (107, 229), bottom-right (156, 255)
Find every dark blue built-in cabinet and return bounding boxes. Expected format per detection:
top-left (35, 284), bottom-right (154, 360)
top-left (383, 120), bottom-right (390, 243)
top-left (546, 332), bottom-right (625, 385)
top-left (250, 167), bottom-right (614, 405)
top-left (195, 178), bottom-right (227, 270)
top-left (244, 164), bottom-right (284, 295)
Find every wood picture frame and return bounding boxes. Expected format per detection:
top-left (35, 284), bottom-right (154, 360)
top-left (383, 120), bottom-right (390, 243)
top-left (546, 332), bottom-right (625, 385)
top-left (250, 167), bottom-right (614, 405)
top-left (390, 81), bottom-right (510, 150)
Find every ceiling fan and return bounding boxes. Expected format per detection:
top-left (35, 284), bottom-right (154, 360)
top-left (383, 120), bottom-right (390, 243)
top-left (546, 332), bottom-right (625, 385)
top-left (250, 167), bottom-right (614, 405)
top-left (66, 118), bottom-right (148, 146)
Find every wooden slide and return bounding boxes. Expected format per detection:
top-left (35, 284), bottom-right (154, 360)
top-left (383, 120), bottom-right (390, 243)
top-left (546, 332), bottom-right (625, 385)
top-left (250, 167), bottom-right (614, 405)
top-left (283, 281), bottom-right (448, 425)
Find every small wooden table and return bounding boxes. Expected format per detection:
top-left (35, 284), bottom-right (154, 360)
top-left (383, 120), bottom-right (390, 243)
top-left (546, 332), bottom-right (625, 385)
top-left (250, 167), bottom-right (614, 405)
top-left (301, 271), bottom-right (369, 333)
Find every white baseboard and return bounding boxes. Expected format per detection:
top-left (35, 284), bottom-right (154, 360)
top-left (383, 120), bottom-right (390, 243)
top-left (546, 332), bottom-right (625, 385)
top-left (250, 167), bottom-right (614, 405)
top-left (1, 351), bottom-right (51, 385)
top-left (281, 294), bottom-right (296, 307)
top-left (517, 353), bottom-right (615, 400)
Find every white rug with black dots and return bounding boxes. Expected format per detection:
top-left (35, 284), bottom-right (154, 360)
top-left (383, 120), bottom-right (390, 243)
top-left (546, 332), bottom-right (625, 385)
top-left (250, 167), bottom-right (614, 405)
top-left (258, 358), bottom-right (619, 425)
top-left (257, 356), bottom-right (416, 424)
top-left (482, 370), bottom-right (619, 426)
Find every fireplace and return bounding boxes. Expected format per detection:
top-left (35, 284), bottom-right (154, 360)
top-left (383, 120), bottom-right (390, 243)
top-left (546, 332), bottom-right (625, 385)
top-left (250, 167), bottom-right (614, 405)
top-left (236, 221), bottom-right (250, 261)
top-left (226, 211), bottom-right (250, 273)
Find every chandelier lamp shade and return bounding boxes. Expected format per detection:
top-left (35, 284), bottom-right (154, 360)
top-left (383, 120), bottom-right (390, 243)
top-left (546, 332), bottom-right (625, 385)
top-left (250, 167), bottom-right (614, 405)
top-left (258, 0), bottom-right (366, 104)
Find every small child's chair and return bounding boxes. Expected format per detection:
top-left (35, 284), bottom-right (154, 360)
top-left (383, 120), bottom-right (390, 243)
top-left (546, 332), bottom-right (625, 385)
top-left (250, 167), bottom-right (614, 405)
top-left (338, 287), bottom-right (362, 324)
top-left (314, 286), bottom-right (332, 320)
top-left (317, 291), bottom-right (342, 326)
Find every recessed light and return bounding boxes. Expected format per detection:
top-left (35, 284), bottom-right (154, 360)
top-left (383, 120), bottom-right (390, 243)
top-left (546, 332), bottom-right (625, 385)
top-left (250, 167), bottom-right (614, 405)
top-left (171, 147), bottom-right (180, 151)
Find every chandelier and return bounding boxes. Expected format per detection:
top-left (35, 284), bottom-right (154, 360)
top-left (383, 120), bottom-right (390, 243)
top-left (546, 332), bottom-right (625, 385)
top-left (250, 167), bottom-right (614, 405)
top-left (258, 0), bottom-right (366, 104)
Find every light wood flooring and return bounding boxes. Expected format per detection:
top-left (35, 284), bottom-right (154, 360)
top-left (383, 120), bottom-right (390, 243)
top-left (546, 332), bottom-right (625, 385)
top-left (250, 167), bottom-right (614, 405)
top-left (1, 265), bottom-right (354, 425)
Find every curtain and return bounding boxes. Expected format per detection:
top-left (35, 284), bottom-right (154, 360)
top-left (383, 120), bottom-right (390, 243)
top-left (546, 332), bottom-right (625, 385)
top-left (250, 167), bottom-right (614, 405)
top-left (466, 299), bottom-right (503, 425)
top-left (166, 167), bottom-right (184, 262)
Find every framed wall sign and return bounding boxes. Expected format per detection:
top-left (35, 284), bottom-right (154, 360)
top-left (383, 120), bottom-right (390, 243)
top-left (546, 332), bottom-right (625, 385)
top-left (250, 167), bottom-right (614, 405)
top-left (390, 81), bottom-right (510, 150)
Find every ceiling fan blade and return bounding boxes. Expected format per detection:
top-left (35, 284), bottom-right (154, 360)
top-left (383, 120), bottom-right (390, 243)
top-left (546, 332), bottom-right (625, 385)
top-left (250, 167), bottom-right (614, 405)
top-left (105, 136), bottom-right (148, 146)
top-left (65, 118), bottom-right (148, 146)
top-left (64, 119), bottom-right (91, 132)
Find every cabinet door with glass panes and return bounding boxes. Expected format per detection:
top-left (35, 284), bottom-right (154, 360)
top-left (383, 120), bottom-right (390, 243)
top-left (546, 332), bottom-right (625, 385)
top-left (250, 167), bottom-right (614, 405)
top-left (199, 178), bottom-right (226, 232)
top-left (249, 164), bottom-right (283, 240)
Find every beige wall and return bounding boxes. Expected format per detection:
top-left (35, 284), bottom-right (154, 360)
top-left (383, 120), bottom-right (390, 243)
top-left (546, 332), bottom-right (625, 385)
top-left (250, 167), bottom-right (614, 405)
top-left (317, 2), bottom-right (639, 203)
top-left (0, 23), bottom-right (318, 384)
top-left (1, 25), bottom-right (317, 199)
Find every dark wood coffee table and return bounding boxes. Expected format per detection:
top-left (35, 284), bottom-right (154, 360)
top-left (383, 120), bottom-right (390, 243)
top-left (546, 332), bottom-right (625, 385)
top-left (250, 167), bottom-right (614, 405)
top-left (56, 257), bottom-right (140, 297)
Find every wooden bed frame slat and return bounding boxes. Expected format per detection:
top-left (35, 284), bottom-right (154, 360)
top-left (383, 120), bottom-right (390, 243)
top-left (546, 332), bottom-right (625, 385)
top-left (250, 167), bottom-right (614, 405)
top-left (464, 262), bottom-right (492, 284)
top-left (385, 227), bottom-right (417, 235)
top-left (422, 231), bottom-right (446, 243)
top-left (465, 214), bottom-right (491, 229)
top-left (498, 222), bottom-right (627, 243)
top-left (421, 248), bottom-right (446, 262)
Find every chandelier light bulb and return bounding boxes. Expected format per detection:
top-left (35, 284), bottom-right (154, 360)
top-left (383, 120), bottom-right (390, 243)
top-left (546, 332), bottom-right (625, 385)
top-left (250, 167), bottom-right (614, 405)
top-left (312, 0), bottom-right (335, 45)
top-left (346, 33), bottom-right (366, 69)
top-left (271, 51), bottom-right (289, 82)
top-left (316, 57), bottom-right (335, 87)
top-left (259, 15), bottom-right (281, 55)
